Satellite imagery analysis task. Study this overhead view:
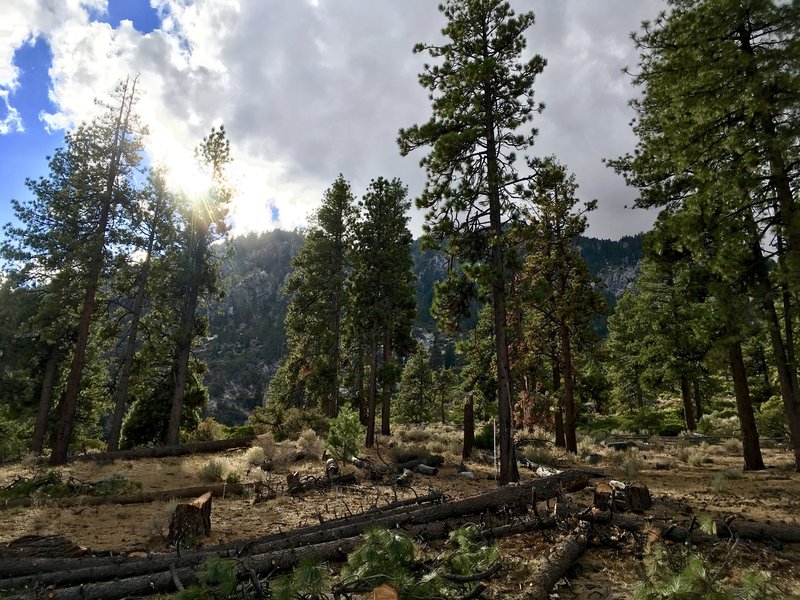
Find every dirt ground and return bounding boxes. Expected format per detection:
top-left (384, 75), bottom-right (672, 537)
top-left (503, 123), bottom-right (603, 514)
top-left (1, 430), bottom-right (799, 598)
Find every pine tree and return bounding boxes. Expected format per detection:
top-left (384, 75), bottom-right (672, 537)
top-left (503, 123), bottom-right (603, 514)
top-left (165, 126), bottom-right (232, 445)
top-left (394, 344), bottom-right (434, 425)
top-left (2, 78), bottom-right (143, 464)
top-left (515, 158), bottom-right (604, 453)
top-left (349, 177), bottom-right (416, 445)
top-left (610, 0), bottom-right (800, 469)
top-left (272, 175), bottom-right (356, 418)
top-left (398, 0), bottom-right (546, 484)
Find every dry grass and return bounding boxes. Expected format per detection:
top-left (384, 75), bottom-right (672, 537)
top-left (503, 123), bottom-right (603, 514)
top-left (296, 429), bottom-right (324, 459)
top-left (245, 446), bottom-right (266, 466)
top-left (611, 448), bottom-right (644, 478)
top-left (198, 458), bottom-right (229, 482)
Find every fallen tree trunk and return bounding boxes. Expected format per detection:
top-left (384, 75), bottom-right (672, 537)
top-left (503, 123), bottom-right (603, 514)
top-left (1, 471), bottom-right (587, 594)
top-left (67, 437), bottom-right (257, 464)
top-left (287, 473), bottom-right (357, 495)
top-left (522, 522), bottom-right (590, 600)
top-left (43, 516), bottom-right (559, 600)
top-left (1, 481), bottom-right (263, 509)
top-left (0, 493), bottom-right (445, 580)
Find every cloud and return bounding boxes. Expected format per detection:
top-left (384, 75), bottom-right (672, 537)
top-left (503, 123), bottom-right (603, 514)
top-left (1, 0), bottom-right (665, 238)
top-left (0, 89), bottom-right (23, 134)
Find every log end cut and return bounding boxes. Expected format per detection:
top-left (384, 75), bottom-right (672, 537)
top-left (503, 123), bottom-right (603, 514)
top-left (168, 492), bottom-right (212, 546)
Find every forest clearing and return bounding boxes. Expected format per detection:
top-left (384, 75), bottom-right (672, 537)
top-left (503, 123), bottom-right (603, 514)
top-left (1, 427), bottom-right (799, 599)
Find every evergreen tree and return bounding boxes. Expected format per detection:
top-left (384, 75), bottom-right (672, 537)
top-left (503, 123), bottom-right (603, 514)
top-left (398, 0), bottom-right (546, 484)
top-left (516, 158), bottom-right (605, 452)
top-left (2, 78), bottom-right (143, 464)
top-left (349, 177), bottom-right (416, 445)
top-left (280, 175), bottom-right (355, 417)
top-left (610, 0), bottom-right (800, 469)
top-left (165, 126), bottom-right (232, 445)
top-left (394, 344), bottom-right (434, 425)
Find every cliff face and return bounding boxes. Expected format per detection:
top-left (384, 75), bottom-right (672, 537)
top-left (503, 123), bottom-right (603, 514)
top-left (202, 230), bottom-right (644, 424)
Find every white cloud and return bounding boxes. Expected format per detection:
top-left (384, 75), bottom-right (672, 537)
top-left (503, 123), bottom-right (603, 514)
top-left (1, 0), bottom-right (666, 238)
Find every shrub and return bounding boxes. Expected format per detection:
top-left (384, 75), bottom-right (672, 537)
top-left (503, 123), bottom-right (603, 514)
top-left (254, 433), bottom-right (277, 461)
top-left (388, 444), bottom-right (431, 464)
top-left (622, 448), bottom-right (644, 477)
top-left (711, 469), bottom-right (742, 492)
top-left (473, 422), bottom-right (496, 451)
top-left (199, 458), bottom-right (228, 482)
top-left (399, 428), bottom-right (434, 444)
top-left (176, 557), bottom-right (237, 600)
top-left (296, 428), bottom-right (324, 459)
top-left (523, 446), bottom-right (558, 467)
top-left (326, 404), bottom-right (363, 462)
top-left (721, 438), bottom-right (742, 454)
top-left (189, 418), bottom-right (227, 443)
top-left (697, 412), bottom-right (739, 437)
top-left (755, 396), bottom-right (788, 438)
top-left (245, 446), bottom-right (266, 466)
top-left (225, 471), bottom-right (240, 484)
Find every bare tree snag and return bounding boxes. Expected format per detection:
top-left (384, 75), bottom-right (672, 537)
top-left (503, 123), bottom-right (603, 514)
top-left (523, 522), bottom-right (590, 600)
top-left (168, 492), bottom-right (212, 546)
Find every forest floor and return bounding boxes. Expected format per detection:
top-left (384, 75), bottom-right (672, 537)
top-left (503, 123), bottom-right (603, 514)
top-left (1, 427), bottom-right (799, 598)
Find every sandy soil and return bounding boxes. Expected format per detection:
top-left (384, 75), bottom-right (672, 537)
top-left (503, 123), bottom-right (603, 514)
top-left (1, 434), bottom-right (798, 598)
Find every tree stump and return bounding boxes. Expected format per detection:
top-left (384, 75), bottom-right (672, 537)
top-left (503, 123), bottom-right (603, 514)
top-left (626, 482), bottom-right (652, 512)
top-left (168, 492), bottom-right (212, 546)
top-left (593, 482), bottom-right (613, 512)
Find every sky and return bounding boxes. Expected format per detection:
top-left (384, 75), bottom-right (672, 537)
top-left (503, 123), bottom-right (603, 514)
top-left (0, 0), bottom-right (665, 241)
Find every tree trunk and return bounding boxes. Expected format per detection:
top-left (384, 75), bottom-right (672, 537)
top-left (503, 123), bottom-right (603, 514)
top-left (381, 328), bottom-right (392, 436)
top-left (559, 312), bottom-right (577, 453)
top-left (727, 333), bottom-right (765, 471)
top-left (107, 226), bottom-right (155, 452)
top-left (357, 344), bottom-right (367, 425)
top-left (31, 345), bottom-right (60, 454)
top-left (167, 492), bottom-right (212, 546)
top-left (365, 322), bottom-right (379, 448)
top-left (49, 79), bottom-right (136, 466)
top-left (552, 359), bottom-right (565, 448)
top-left (166, 223), bottom-right (204, 446)
top-left (693, 378), bottom-right (703, 421)
top-left (522, 523), bottom-right (590, 600)
top-left (463, 393), bottom-right (474, 460)
top-left (679, 373), bottom-right (696, 431)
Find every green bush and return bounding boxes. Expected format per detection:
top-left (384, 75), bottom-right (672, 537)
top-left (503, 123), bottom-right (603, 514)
top-left (326, 404), bottom-right (363, 462)
top-left (176, 557), bottom-right (237, 600)
top-left (755, 396), bottom-right (787, 438)
top-left (473, 422), bottom-right (496, 451)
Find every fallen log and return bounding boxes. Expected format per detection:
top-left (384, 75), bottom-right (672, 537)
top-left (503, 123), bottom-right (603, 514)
top-left (0, 472), bottom-right (587, 594)
top-left (522, 522), bottom-right (590, 600)
top-left (67, 437), bottom-right (258, 463)
top-left (0, 493), bottom-right (446, 581)
top-left (1, 481), bottom-right (264, 509)
top-left (287, 473), bottom-right (357, 495)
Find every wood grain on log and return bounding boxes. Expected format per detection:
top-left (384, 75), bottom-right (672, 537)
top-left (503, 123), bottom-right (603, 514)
top-left (523, 522), bottom-right (590, 599)
top-left (168, 492), bottom-right (212, 546)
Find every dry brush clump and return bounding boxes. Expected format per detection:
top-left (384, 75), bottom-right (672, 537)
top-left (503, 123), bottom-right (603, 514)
top-left (610, 448), bottom-right (644, 478)
top-left (296, 428), bottom-right (324, 459)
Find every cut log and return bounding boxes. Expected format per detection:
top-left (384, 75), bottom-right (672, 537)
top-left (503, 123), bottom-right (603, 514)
top-left (168, 492), bottom-right (212, 546)
top-left (593, 482), bottom-right (613, 512)
top-left (714, 518), bottom-right (800, 543)
top-left (392, 469), bottom-right (413, 487)
top-left (416, 464), bottom-right (438, 476)
top-left (394, 455), bottom-right (445, 472)
top-left (1, 536), bottom-right (86, 559)
top-left (626, 483), bottom-right (652, 512)
top-left (522, 522), bottom-right (590, 600)
top-left (325, 458), bottom-right (340, 477)
top-left (287, 474), bottom-right (357, 495)
top-left (68, 437), bottom-right (257, 463)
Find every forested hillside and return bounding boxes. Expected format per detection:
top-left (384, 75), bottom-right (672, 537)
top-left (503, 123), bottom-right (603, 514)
top-left (201, 231), bottom-right (643, 424)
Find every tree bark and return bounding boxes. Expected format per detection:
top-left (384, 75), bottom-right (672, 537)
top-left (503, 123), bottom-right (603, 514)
top-left (522, 522), bottom-right (590, 600)
top-left (107, 224), bottom-right (155, 452)
top-left (31, 345), bottom-right (60, 454)
top-left (365, 321), bottom-right (379, 448)
top-left (50, 78), bottom-right (136, 466)
top-left (559, 312), bottom-right (577, 453)
top-left (463, 393), bottom-right (474, 460)
top-left (381, 328), bottom-right (392, 436)
top-left (679, 373), bottom-right (696, 432)
top-left (693, 378), bottom-right (703, 422)
top-left (727, 332), bottom-right (765, 471)
top-left (552, 359), bottom-right (566, 448)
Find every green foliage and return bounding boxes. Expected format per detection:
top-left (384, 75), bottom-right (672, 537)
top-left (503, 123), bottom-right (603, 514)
top-left (394, 345), bottom-right (434, 424)
top-left (755, 396), bottom-right (788, 438)
top-left (326, 404), bottom-right (363, 462)
top-left (0, 405), bottom-right (31, 462)
top-left (270, 559), bottom-right (330, 600)
top-left (187, 418), bottom-right (227, 443)
top-left (0, 471), bottom-right (141, 500)
top-left (473, 422), bottom-right (495, 451)
top-left (439, 526), bottom-right (499, 578)
top-left (175, 557), bottom-right (237, 600)
top-left (635, 545), bottom-right (782, 600)
top-left (250, 399), bottom-right (326, 442)
top-left (341, 527), bottom-right (422, 597)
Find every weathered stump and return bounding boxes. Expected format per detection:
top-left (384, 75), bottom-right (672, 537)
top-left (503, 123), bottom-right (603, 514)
top-left (593, 482), bottom-right (613, 512)
top-left (168, 492), bottom-right (212, 546)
